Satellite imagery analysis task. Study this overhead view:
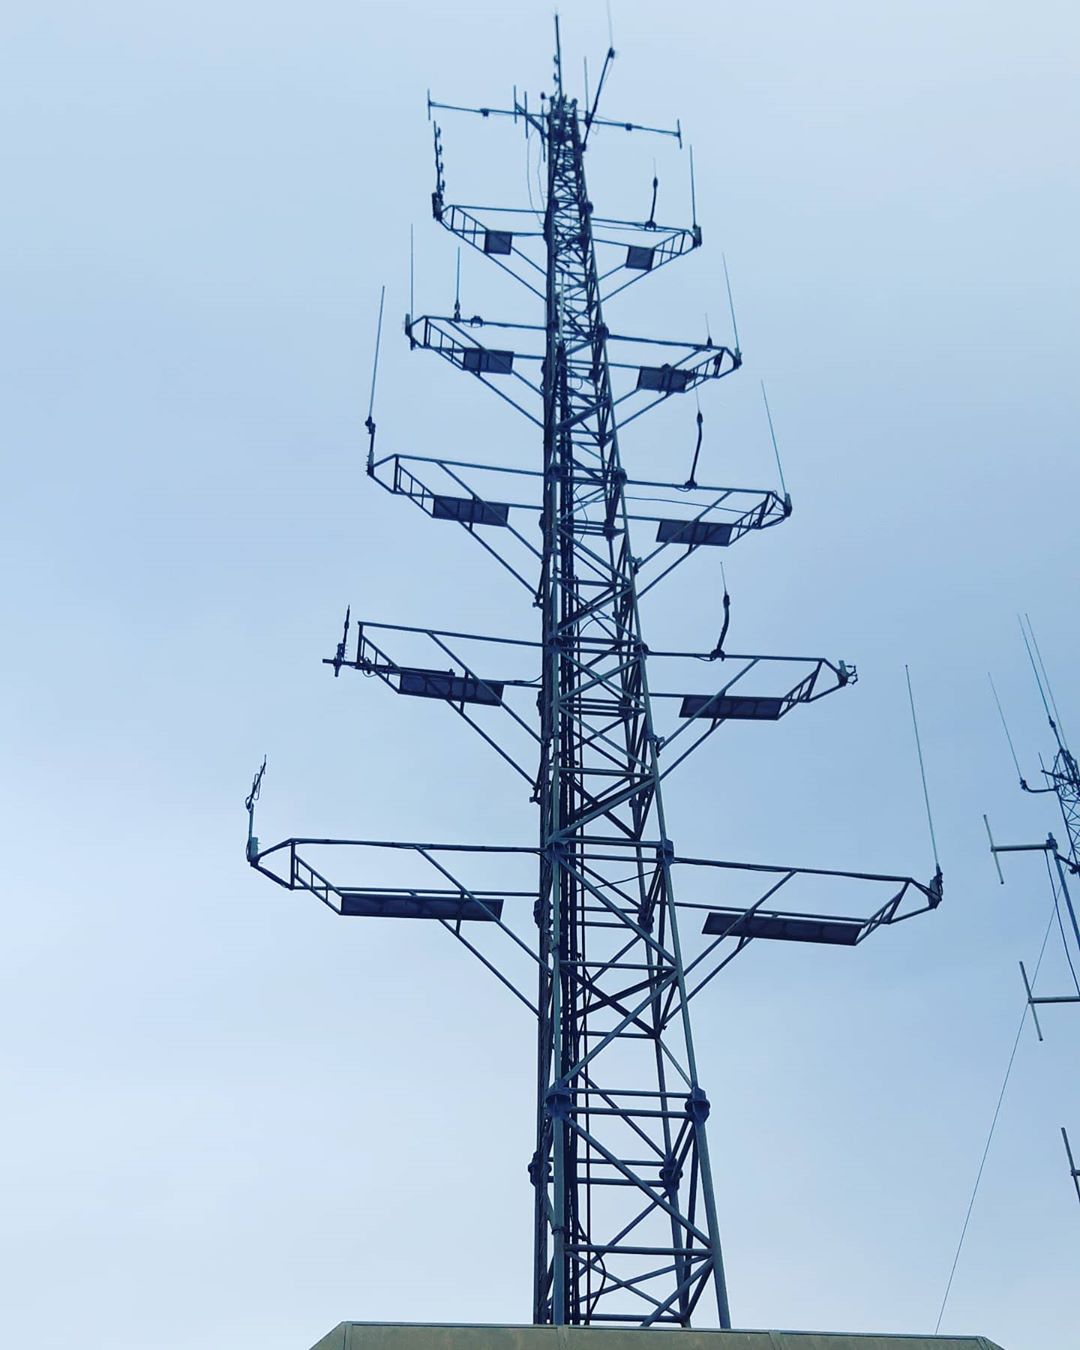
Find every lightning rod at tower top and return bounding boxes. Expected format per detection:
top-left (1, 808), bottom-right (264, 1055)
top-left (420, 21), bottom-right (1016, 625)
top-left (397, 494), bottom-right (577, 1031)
top-left (245, 21), bottom-right (943, 1331)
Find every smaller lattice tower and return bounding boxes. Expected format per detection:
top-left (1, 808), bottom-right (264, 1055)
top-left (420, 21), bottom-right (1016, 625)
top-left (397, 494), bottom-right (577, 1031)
top-left (987, 617), bottom-right (1080, 1207)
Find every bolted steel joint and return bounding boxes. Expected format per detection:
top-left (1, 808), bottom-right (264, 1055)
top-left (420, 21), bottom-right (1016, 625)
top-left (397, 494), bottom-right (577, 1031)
top-left (545, 1080), bottom-right (573, 1121)
top-left (685, 1085), bottom-right (711, 1125)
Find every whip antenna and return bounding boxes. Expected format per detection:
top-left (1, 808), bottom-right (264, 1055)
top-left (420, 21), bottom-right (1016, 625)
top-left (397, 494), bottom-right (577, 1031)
top-left (761, 381), bottom-right (789, 499)
top-left (722, 252), bottom-right (740, 357)
top-left (1023, 613), bottom-right (1068, 746)
top-left (689, 145), bottom-right (698, 229)
top-left (906, 664), bottom-right (940, 873)
top-left (365, 285), bottom-right (386, 470)
top-left (407, 224), bottom-right (416, 346)
top-left (988, 673), bottom-right (1024, 786)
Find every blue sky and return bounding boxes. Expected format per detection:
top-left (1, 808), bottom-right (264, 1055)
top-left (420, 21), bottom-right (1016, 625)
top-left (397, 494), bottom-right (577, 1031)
top-left (2, 3), bottom-right (1078, 1348)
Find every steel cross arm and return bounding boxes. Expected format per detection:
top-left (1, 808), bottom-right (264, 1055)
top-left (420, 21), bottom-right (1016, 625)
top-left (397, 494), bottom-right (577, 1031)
top-left (596, 228), bottom-right (703, 305)
top-left (650, 654), bottom-right (853, 779)
top-left (410, 310), bottom-right (736, 358)
top-left (583, 111), bottom-right (682, 142)
top-left (632, 491), bottom-right (791, 598)
top-left (327, 625), bottom-right (539, 784)
top-left (410, 315), bottom-right (739, 440)
top-left (367, 453), bottom-right (542, 593)
top-left (435, 201), bottom-right (546, 299)
top-left (331, 616), bottom-right (541, 650)
top-left (328, 615), bottom-right (540, 691)
top-left (406, 315), bottom-right (544, 424)
top-left (428, 94), bottom-right (546, 140)
top-left (670, 853), bottom-right (943, 924)
top-left (373, 453), bottom-right (787, 505)
top-left (247, 834), bottom-right (543, 1000)
top-left (663, 878), bottom-right (793, 1020)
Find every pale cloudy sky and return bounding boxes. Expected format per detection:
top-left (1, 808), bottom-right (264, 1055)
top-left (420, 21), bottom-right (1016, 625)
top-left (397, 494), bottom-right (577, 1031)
top-left (2, 4), bottom-right (1078, 1349)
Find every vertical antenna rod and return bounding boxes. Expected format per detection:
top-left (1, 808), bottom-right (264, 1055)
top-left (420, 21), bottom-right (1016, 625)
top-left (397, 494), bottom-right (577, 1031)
top-left (722, 253), bottom-right (740, 357)
top-left (989, 673), bottom-right (1025, 785)
top-left (365, 285), bottom-right (386, 468)
top-left (906, 665), bottom-right (941, 874)
top-left (761, 381), bottom-right (789, 500)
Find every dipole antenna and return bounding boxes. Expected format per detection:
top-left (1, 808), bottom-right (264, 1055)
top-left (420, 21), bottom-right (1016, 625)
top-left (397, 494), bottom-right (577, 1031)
top-left (246, 23), bottom-right (945, 1327)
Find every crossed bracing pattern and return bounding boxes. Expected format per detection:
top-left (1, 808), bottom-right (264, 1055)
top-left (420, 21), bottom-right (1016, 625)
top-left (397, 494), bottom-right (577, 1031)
top-left (247, 29), bottom-right (941, 1329)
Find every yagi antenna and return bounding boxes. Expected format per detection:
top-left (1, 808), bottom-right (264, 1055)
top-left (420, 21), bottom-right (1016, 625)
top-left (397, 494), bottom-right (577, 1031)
top-left (760, 381), bottom-right (789, 500)
top-left (365, 285), bottom-right (386, 472)
top-left (906, 664), bottom-right (941, 874)
top-left (722, 252), bottom-right (741, 357)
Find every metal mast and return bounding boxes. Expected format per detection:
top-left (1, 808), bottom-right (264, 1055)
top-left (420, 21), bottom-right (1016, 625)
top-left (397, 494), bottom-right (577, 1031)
top-left (246, 28), bottom-right (943, 1326)
top-left (987, 620), bottom-right (1080, 1206)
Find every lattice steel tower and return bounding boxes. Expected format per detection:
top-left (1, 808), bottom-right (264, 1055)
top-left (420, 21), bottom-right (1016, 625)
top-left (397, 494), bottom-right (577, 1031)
top-left (246, 27), bottom-right (943, 1328)
top-left (987, 619), bottom-right (1080, 1207)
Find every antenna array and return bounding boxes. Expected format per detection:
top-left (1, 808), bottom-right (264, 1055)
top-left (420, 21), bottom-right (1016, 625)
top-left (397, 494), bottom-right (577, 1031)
top-left (245, 28), bottom-right (943, 1326)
